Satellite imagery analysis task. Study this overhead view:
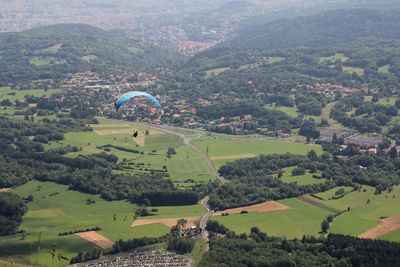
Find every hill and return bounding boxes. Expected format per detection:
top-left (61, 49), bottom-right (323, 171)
top-left (223, 9), bottom-right (400, 51)
top-left (0, 24), bottom-right (183, 85)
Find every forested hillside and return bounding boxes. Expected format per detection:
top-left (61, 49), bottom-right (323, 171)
top-left (0, 24), bottom-right (182, 85)
top-left (225, 9), bottom-right (400, 51)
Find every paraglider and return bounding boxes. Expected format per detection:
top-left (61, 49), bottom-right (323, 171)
top-left (114, 91), bottom-right (161, 112)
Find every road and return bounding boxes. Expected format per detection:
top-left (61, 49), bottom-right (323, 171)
top-left (143, 123), bottom-right (227, 184)
top-left (199, 196), bottom-right (213, 251)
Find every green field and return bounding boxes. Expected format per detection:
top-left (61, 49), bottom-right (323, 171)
top-left (205, 67), bottom-right (230, 77)
top-left (265, 104), bottom-right (299, 117)
top-left (42, 43), bottom-right (62, 53)
top-left (280, 166), bottom-right (325, 185)
top-left (377, 97), bottom-right (396, 106)
top-left (0, 87), bottom-right (62, 102)
top-left (343, 66), bottom-right (364, 76)
top-left (82, 55), bottom-right (98, 62)
top-left (193, 138), bottom-right (322, 169)
top-left (45, 118), bottom-right (216, 186)
top-left (213, 198), bottom-right (331, 238)
top-left (304, 186), bottom-right (400, 240)
top-left (29, 56), bottom-right (66, 66)
top-left (0, 181), bottom-right (204, 266)
top-left (378, 64), bottom-right (390, 74)
top-left (312, 186), bottom-right (354, 200)
top-left (319, 53), bottom-right (348, 63)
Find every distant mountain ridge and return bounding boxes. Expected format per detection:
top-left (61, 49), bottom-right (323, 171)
top-left (223, 9), bottom-right (400, 51)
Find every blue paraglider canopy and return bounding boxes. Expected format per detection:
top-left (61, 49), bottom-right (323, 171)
top-left (114, 91), bottom-right (161, 112)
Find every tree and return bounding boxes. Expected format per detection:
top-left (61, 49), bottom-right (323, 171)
top-left (307, 150), bottom-right (318, 161)
top-left (167, 237), bottom-right (195, 254)
top-left (321, 220), bottom-right (330, 233)
top-left (389, 147), bottom-right (398, 159)
top-left (0, 192), bottom-right (27, 236)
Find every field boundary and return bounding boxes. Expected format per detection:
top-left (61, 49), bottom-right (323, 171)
top-left (298, 196), bottom-right (341, 213)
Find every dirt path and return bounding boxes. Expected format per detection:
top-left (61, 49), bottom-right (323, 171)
top-left (75, 231), bottom-right (114, 249)
top-left (358, 215), bottom-right (400, 239)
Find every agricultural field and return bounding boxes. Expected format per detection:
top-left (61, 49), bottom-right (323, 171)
top-left (0, 87), bottom-right (62, 102)
top-left (193, 138), bottom-right (322, 169)
top-left (319, 53), bottom-right (349, 63)
top-left (343, 66), bottom-right (364, 76)
top-left (305, 185), bottom-right (400, 241)
top-left (42, 43), bottom-right (62, 53)
top-left (0, 181), bottom-right (204, 266)
top-left (45, 118), bottom-right (216, 187)
top-left (213, 198), bottom-right (331, 238)
top-left (205, 67), bottom-right (230, 77)
top-left (264, 104), bottom-right (299, 117)
top-left (378, 64), bottom-right (390, 74)
top-left (29, 56), bottom-right (66, 66)
top-left (279, 166), bottom-right (325, 185)
top-left (377, 97), bottom-right (397, 106)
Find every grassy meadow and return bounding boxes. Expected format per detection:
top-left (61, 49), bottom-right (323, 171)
top-left (0, 180), bottom-right (204, 266)
top-left (280, 166), bottom-right (325, 185)
top-left (213, 198), bottom-right (332, 238)
top-left (193, 138), bottom-right (322, 169)
top-left (305, 185), bottom-right (400, 241)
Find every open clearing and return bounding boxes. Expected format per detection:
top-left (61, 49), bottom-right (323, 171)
top-left (132, 217), bottom-right (200, 229)
top-left (213, 201), bottom-right (290, 216)
top-left (0, 87), bottom-right (62, 102)
top-left (194, 138), bottom-right (322, 169)
top-left (213, 198), bottom-right (332, 238)
top-left (280, 166), bottom-right (325, 185)
top-left (75, 231), bottom-right (115, 249)
top-left (358, 216), bottom-right (400, 239)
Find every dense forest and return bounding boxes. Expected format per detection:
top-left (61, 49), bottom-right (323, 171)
top-left (225, 9), bottom-right (400, 51)
top-left (0, 192), bottom-right (27, 236)
top-left (200, 223), bottom-right (400, 266)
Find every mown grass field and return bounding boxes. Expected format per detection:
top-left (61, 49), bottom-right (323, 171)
top-left (378, 64), bottom-right (390, 74)
top-left (264, 104), bottom-right (299, 117)
top-left (205, 67), bottom-right (230, 77)
top-left (44, 118), bottom-right (216, 187)
top-left (0, 181), bottom-right (204, 266)
top-left (0, 87), bottom-right (62, 102)
top-left (377, 97), bottom-right (396, 106)
top-left (213, 198), bottom-right (331, 238)
top-left (343, 66), bottom-right (364, 76)
top-left (280, 166), bottom-right (325, 185)
top-left (305, 185), bottom-right (400, 241)
top-left (319, 53), bottom-right (348, 63)
top-left (193, 138), bottom-right (322, 169)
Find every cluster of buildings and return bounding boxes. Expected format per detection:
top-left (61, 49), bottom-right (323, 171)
top-left (318, 128), bottom-right (382, 152)
top-left (313, 83), bottom-right (361, 96)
